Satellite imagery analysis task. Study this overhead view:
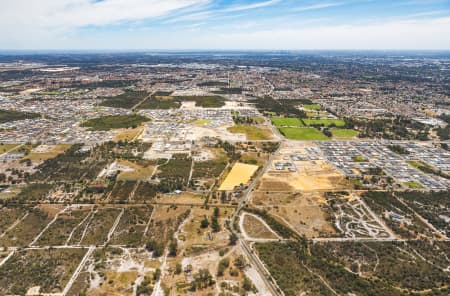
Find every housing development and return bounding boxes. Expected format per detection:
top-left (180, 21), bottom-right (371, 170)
top-left (0, 51), bottom-right (449, 296)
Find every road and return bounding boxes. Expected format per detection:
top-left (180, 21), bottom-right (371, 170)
top-left (229, 142), bottom-right (284, 296)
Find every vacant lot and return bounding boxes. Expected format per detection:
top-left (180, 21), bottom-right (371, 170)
top-left (227, 125), bottom-right (273, 140)
top-left (0, 205), bottom-right (60, 247)
top-left (219, 162), bottom-right (259, 190)
top-left (241, 213), bottom-right (278, 240)
top-left (271, 117), bottom-right (304, 127)
top-left (260, 160), bottom-right (348, 192)
top-left (36, 206), bottom-right (93, 246)
top-left (0, 206), bottom-right (28, 234)
top-left (0, 248), bottom-right (87, 295)
top-left (110, 205), bottom-right (153, 247)
top-left (67, 207), bottom-right (122, 246)
top-left (280, 127), bottom-right (329, 140)
top-left (116, 160), bottom-right (155, 181)
top-left (251, 191), bottom-right (336, 238)
top-left (25, 144), bottom-right (72, 162)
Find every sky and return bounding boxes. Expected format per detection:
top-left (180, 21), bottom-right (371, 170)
top-left (1, 0), bottom-right (450, 50)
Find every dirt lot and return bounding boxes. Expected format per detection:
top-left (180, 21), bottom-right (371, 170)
top-left (241, 213), bottom-right (279, 240)
top-left (250, 191), bottom-right (336, 238)
top-left (259, 159), bottom-right (349, 192)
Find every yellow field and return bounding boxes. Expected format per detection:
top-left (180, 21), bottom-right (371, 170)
top-left (25, 144), bottom-right (72, 162)
top-left (113, 126), bottom-right (144, 142)
top-left (0, 144), bottom-right (20, 154)
top-left (219, 162), bottom-right (258, 190)
top-left (116, 159), bottom-right (155, 181)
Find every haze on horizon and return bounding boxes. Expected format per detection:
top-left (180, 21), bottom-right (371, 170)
top-left (1, 0), bottom-right (450, 50)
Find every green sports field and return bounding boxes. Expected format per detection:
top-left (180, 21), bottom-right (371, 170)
top-left (303, 119), bottom-right (345, 127)
top-left (331, 128), bottom-right (359, 138)
top-left (279, 127), bottom-right (329, 140)
top-left (271, 117), bottom-right (304, 127)
top-left (303, 104), bottom-right (321, 110)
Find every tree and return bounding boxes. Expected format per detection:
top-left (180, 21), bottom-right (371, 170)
top-left (229, 233), bottom-right (238, 246)
top-left (153, 268), bottom-right (161, 281)
top-left (200, 216), bottom-right (210, 228)
top-left (191, 269), bottom-right (214, 291)
top-left (211, 207), bottom-right (221, 232)
top-left (146, 240), bottom-right (163, 257)
top-left (169, 239), bottom-right (177, 257)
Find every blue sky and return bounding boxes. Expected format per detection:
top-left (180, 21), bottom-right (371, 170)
top-left (1, 0), bottom-right (450, 50)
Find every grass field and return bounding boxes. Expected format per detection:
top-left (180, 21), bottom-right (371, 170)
top-left (116, 160), bottom-right (155, 181)
top-left (227, 125), bottom-right (272, 140)
top-left (404, 181), bottom-right (423, 189)
top-left (219, 162), bottom-right (259, 190)
top-left (303, 119), bottom-right (345, 127)
top-left (331, 128), bottom-right (359, 138)
top-left (280, 127), bottom-right (329, 140)
top-left (303, 104), bottom-right (321, 110)
top-left (193, 119), bottom-right (211, 125)
top-left (25, 144), bottom-right (72, 162)
top-left (0, 144), bottom-right (19, 154)
top-left (81, 114), bottom-right (150, 131)
top-left (0, 109), bottom-right (40, 123)
top-left (113, 126), bottom-right (143, 142)
top-left (271, 117), bottom-right (303, 127)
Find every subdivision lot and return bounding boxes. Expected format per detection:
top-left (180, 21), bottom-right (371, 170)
top-left (35, 205), bottom-right (93, 246)
top-left (0, 248), bottom-right (87, 295)
top-left (259, 159), bottom-right (349, 192)
top-left (241, 213), bottom-right (278, 240)
top-left (0, 205), bottom-right (28, 234)
top-left (67, 207), bottom-right (122, 246)
top-left (110, 205), bottom-right (153, 247)
top-left (0, 205), bottom-right (61, 247)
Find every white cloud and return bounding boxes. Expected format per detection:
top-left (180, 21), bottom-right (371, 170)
top-left (0, 0), bottom-right (209, 29)
top-left (223, 0), bottom-right (281, 12)
top-left (293, 2), bottom-right (345, 12)
top-left (204, 17), bottom-right (450, 50)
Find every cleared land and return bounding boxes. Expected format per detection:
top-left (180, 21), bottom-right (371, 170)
top-left (241, 213), bottom-right (278, 240)
top-left (259, 159), bottom-right (348, 192)
top-left (227, 125), bottom-right (273, 140)
top-left (116, 159), bottom-right (155, 181)
top-left (219, 162), bottom-right (259, 190)
top-left (279, 127), bottom-right (329, 140)
top-left (25, 144), bottom-right (72, 162)
top-left (251, 192), bottom-right (336, 238)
